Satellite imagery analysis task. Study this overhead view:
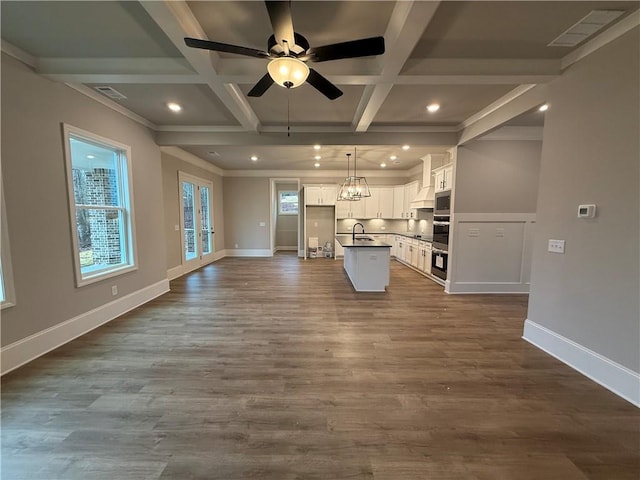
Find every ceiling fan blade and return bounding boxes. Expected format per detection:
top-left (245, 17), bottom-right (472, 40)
top-left (247, 73), bottom-right (275, 97)
top-left (184, 37), bottom-right (268, 58)
top-left (306, 69), bottom-right (343, 100)
top-left (308, 36), bottom-right (385, 62)
top-left (265, 1), bottom-right (296, 49)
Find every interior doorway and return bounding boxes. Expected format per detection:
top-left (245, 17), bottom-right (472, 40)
top-left (270, 178), bottom-right (300, 256)
top-left (179, 172), bottom-right (214, 271)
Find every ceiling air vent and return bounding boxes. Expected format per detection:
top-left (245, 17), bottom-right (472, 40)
top-left (548, 10), bottom-right (625, 47)
top-left (93, 86), bottom-right (127, 100)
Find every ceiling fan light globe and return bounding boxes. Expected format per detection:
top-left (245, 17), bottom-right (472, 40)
top-left (267, 57), bottom-right (309, 89)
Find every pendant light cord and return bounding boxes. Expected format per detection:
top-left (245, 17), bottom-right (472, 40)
top-left (287, 90), bottom-right (290, 137)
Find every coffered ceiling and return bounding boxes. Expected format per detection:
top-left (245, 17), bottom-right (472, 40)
top-left (2, 1), bottom-right (638, 172)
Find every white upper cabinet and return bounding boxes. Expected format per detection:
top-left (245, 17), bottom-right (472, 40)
top-left (305, 185), bottom-right (337, 206)
top-left (433, 164), bottom-right (454, 193)
top-left (336, 197), bottom-right (365, 218)
top-left (403, 181), bottom-right (419, 219)
top-left (393, 185), bottom-right (405, 219)
top-left (364, 187), bottom-right (394, 218)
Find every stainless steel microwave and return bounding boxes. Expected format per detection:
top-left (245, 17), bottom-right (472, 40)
top-left (434, 191), bottom-right (451, 215)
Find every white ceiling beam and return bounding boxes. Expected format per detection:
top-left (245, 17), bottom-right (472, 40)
top-left (36, 57), bottom-right (195, 75)
top-left (457, 84), bottom-right (548, 144)
top-left (41, 74), bottom-right (203, 84)
top-left (155, 130), bottom-right (458, 147)
top-left (139, 0), bottom-right (261, 132)
top-left (353, 1), bottom-right (441, 132)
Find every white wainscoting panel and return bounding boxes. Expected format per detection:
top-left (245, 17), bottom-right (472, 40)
top-left (1, 279), bottom-right (170, 375)
top-left (523, 320), bottom-right (640, 407)
top-left (448, 213), bottom-right (536, 294)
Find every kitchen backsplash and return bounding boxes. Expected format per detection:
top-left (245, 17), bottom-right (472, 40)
top-left (337, 215), bottom-right (433, 236)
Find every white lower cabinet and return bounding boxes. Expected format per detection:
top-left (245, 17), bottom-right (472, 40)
top-left (392, 236), bottom-right (436, 281)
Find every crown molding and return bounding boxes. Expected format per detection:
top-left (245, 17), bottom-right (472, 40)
top-left (160, 146), bottom-right (224, 176)
top-left (561, 10), bottom-right (640, 71)
top-left (222, 169), bottom-right (413, 178)
top-left (64, 84), bottom-right (157, 130)
top-left (459, 84), bottom-right (538, 131)
top-left (477, 126), bottom-right (544, 142)
top-left (1, 40), bottom-right (36, 68)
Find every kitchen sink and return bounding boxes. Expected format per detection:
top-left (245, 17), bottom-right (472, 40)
top-left (354, 236), bottom-right (375, 241)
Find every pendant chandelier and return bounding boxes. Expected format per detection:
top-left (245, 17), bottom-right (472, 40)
top-left (337, 147), bottom-right (371, 201)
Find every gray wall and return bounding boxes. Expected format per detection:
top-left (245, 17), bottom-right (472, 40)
top-left (1, 53), bottom-right (167, 346)
top-left (527, 28), bottom-right (639, 371)
top-left (223, 177), bottom-right (270, 250)
top-left (275, 182), bottom-right (298, 248)
top-left (161, 152), bottom-right (224, 269)
top-left (305, 207), bottom-right (335, 251)
top-left (454, 140), bottom-right (541, 213)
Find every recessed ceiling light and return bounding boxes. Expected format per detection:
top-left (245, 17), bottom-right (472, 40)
top-left (314, 155), bottom-right (321, 160)
top-left (87, 155), bottom-right (95, 159)
top-left (167, 102), bottom-right (182, 112)
top-left (313, 144), bottom-right (321, 150)
top-left (380, 163), bottom-right (387, 168)
top-left (539, 104), bottom-right (549, 112)
top-left (250, 155), bottom-right (258, 161)
top-left (402, 145), bottom-right (410, 151)
top-left (314, 162), bottom-right (320, 168)
top-left (390, 155), bottom-right (397, 161)
top-left (426, 103), bottom-right (440, 113)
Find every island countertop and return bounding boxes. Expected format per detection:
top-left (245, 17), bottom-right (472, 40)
top-left (335, 235), bottom-right (391, 248)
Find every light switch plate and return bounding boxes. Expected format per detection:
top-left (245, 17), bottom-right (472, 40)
top-left (548, 239), bottom-right (565, 254)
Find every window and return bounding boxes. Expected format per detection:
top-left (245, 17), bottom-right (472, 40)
top-left (279, 191), bottom-right (299, 215)
top-left (1, 182), bottom-right (16, 309)
top-left (63, 125), bottom-right (137, 286)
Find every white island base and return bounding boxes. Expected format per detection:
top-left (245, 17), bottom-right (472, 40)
top-left (343, 246), bottom-right (390, 292)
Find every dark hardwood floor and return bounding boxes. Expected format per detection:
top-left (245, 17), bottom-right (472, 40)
top-left (2, 253), bottom-right (639, 479)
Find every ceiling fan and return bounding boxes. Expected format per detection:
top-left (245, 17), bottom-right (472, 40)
top-left (184, 0), bottom-right (385, 100)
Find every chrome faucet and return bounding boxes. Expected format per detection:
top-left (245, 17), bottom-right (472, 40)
top-left (352, 222), bottom-right (365, 241)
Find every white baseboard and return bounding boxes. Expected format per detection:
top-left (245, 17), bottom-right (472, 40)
top-left (275, 246), bottom-right (297, 252)
top-left (1, 279), bottom-right (170, 376)
top-left (447, 281), bottom-right (530, 294)
top-left (167, 265), bottom-right (184, 280)
top-left (224, 249), bottom-right (272, 257)
top-left (523, 320), bottom-right (640, 407)
top-left (167, 251), bottom-right (226, 280)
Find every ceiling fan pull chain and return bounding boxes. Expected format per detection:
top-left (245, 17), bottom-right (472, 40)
top-left (287, 90), bottom-right (291, 137)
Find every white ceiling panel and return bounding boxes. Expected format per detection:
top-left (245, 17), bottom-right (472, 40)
top-left (374, 84), bottom-right (517, 126)
top-left (1, 1), bottom-right (181, 58)
top-left (87, 83), bottom-right (240, 126)
top-left (239, 83), bottom-right (364, 126)
top-left (410, 1), bottom-right (639, 60)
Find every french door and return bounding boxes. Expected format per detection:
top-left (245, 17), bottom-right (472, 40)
top-left (179, 172), bottom-right (214, 270)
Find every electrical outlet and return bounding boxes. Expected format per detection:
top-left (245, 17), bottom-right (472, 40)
top-left (548, 239), bottom-right (565, 254)
top-left (111, 285), bottom-right (118, 296)
top-left (259, 221), bottom-right (266, 227)
top-left (314, 222), bottom-right (318, 227)
top-left (235, 243), bottom-right (239, 249)
top-left (174, 224), bottom-right (180, 231)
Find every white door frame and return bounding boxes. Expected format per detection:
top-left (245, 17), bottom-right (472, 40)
top-left (179, 171), bottom-right (215, 271)
top-left (269, 178), bottom-right (301, 256)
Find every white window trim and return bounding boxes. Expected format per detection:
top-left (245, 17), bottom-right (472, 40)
top-left (1, 180), bottom-right (16, 309)
top-left (62, 124), bottom-right (138, 287)
top-left (279, 191), bottom-right (299, 215)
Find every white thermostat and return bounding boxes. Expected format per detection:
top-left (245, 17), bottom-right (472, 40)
top-left (577, 204), bottom-right (597, 218)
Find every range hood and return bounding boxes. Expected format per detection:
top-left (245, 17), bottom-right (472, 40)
top-left (411, 154), bottom-right (445, 209)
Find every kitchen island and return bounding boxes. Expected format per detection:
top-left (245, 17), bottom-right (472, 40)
top-left (335, 236), bottom-right (391, 292)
